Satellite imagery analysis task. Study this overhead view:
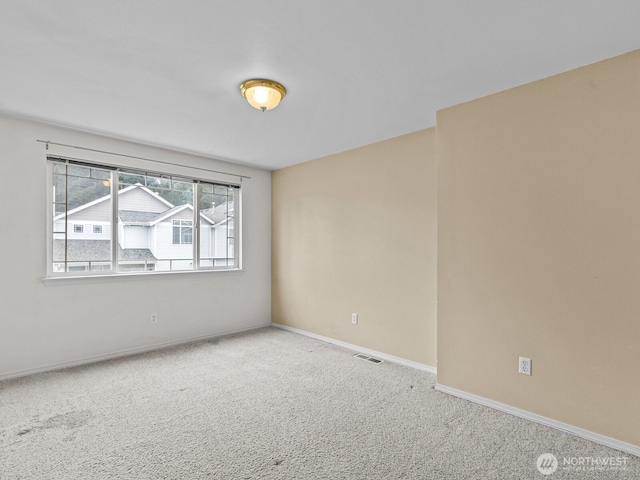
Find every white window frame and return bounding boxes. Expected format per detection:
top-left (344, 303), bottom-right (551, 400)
top-left (46, 156), bottom-right (241, 278)
top-left (172, 219), bottom-right (193, 245)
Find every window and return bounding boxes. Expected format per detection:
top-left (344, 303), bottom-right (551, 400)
top-left (47, 157), bottom-right (240, 276)
top-left (172, 220), bottom-right (193, 244)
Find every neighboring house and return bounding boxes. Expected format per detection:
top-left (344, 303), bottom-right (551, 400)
top-left (53, 184), bottom-right (234, 272)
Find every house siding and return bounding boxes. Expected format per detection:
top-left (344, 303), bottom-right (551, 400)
top-left (214, 224), bottom-right (233, 260)
top-left (65, 198), bottom-right (111, 222)
top-left (121, 225), bottom-right (148, 249)
top-left (154, 222), bottom-right (193, 260)
top-left (120, 187), bottom-right (170, 213)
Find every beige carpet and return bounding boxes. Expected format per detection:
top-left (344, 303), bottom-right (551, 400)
top-left (1, 327), bottom-right (637, 479)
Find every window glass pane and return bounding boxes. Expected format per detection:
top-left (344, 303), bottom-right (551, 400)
top-left (66, 169), bottom-right (111, 211)
top-left (52, 212), bottom-right (66, 234)
top-left (51, 163), bottom-right (112, 273)
top-left (145, 175), bottom-right (172, 191)
top-left (182, 225), bottom-right (193, 244)
top-left (91, 169), bottom-right (110, 181)
top-left (213, 185), bottom-right (229, 197)
top-left (119, 172), bottom-right (145, 187)
top-left (67, 165), bottom-right (91, 178)
top-left (165, 179), bottom-right (194, 206)
top-left (48, 158), bottom-right (239, 276)
top-left (118, 171), bottom-right (193, 272)
top-left (53, 174), bottom-right (66, 203)
top-left (199, 184), bottom-right (236, 268)
top-left (172, 224), bottom-right (180, 244)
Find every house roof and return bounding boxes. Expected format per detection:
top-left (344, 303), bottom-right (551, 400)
top-left (58, 193), bottom-right (217, 226)
top-left (148, 204), bottom-right (216, 226)
top-left (54, 184), bottom-right (174, 222)
top-left (53, 240), bottom-right (157, 263)
top-left (119, 247), bottom-right (157, 262)
top-left (149, 205), bottom-right (191, 225)
top-left (119, 210), bottom-right (164, 223)
top-left (201, 202), bottom-right (234, 225)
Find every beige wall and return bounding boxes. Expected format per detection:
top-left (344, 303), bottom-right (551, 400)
top-left (437, 50), bottom-right (640, 446)
top-left (272, 129), bottom-right (437, 367)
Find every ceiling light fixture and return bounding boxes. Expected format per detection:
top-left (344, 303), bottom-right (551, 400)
top-left (240, 79), bottom-right (287, 112)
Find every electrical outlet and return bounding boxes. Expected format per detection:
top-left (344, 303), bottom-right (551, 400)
top-left (151, 313), bottom-right (158, 324)
top-left (519, 356), bottom-right (532, 375)
top-left (351, 313), bottom-right (358, 325)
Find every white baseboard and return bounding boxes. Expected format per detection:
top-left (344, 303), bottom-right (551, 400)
top-left (271, 322), bottom-right (437, 375)
top-left (0, 323), bottom-right (269, 381)
top-left (435, 383), bottom-right (640, 458)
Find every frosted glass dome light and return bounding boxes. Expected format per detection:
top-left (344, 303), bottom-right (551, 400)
top-left (240, 79), bottom-right (287, 112)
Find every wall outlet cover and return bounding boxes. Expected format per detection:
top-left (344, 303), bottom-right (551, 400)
top-left (519, 356), bottom-right (532, 375)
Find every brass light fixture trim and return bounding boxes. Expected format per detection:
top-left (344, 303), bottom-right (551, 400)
top-left (240, 79), bottom-right (287, 112)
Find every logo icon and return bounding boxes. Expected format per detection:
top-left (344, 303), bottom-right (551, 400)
top-left (537, 453), bottom-right (558, 475)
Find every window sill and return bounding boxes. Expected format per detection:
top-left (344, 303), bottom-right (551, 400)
top-left (42, 267), bottom-right (243, 286)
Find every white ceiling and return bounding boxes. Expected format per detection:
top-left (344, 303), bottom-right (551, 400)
top-left (2, 1), bottom-right (640, 170)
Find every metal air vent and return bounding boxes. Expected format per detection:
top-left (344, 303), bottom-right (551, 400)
top-left (353, 353), bottom-right (383, 364)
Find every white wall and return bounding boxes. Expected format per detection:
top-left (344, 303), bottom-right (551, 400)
top-left (0, 115), bottom-right (272, 379)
